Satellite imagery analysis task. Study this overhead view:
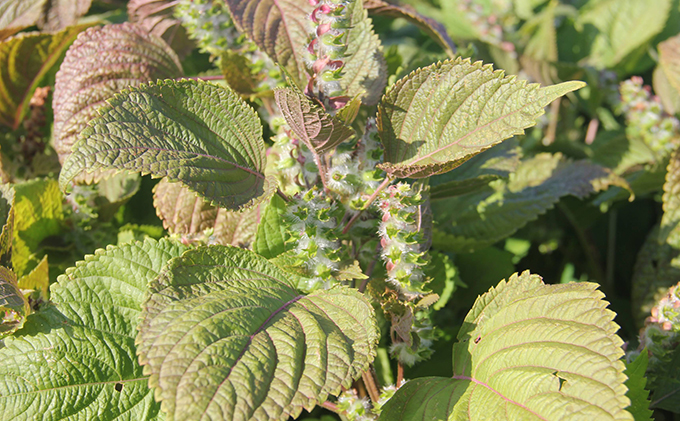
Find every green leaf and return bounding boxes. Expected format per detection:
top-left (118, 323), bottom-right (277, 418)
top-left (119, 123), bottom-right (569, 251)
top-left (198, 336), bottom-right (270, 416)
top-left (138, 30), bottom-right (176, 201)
top-left (424, 251), bottom-right (460, 311)
top-left (364, 0), bottom-right (455, 58)
top-left (60, 79), bottom-right (274, 211)
top-left (377, 58), bottom-right (585, 178)
top-left (220, 50), bottom-right (259, 95)
top-left (579, 0), bottom-right (671, 69)
top-left (654, 65), bottom-right (680, 116)
top-left (275, 87), bottom-right (355, 154)
top-left (0, 266), bottom-right (28, 335)
top-left (153, 179), bottom-right (261, 247)
top-left (656, 34), bottom-right (680, 115)
top-left (430, 139), bottom-right (521, 199)
top-left (624, 351), bottom-right (653, 421)
top-left (254, 193), bottom-right (289, 259)
top-left (0, 0), bottom-right (46, 40)
top-left (0, 184), bottom-right (14, 268)
top-left (17, 254), bottom-right (49, 306)
top-left (53, 23), bottom-right (183, 169)
top-left (12, 179), bottom-right (64, 278)
top-left (0, 238), bottom-right (188, 420)
top-left (137, 245), bottom-right (379, 421)
top-left (0, 25), bottom-right (87, 129)
top-left (224, 0), bottom-right (313, 87)
top-left (341, 0), bottom-right (387, 106)
top-left (649, 347), bottom-right (680, 413)
top-left (379, 271), bottom-right (632, 420)
top-left (432, 154), bottom-right (628, 253)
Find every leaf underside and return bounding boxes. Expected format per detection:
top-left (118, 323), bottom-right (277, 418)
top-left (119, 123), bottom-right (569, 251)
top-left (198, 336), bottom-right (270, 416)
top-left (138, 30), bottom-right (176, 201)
top-left (379, 271), bottom-right (632, 420)
top-left (377, 57), bottom-right (585, 178)
top-left (52, 23), bottom-right (183, 167)
top-left (0, 238), bottom-right (188, 420)
top-left (0, 0), bottom-right (46, 41)
top-left (59, 79), bottom-right (274, 211)
top-left (275, 87), bottom-right (355, 154)
top-left (153, 179), bottom-right (261, 247)
top-left (137, 245), bottom-right (379, 421)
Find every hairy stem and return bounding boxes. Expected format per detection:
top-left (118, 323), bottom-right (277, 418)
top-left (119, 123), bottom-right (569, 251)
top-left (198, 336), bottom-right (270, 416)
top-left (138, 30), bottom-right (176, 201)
top-left (396, 361), bottom-right (404, 387)
top-left (362, 369), bottom-right (381, 404)
top-left (320, 401), bottom-right (341, 414)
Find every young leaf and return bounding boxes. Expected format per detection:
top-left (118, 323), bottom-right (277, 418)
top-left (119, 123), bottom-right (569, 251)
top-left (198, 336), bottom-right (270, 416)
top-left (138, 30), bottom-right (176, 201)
top-left (342, 0), bottom-right (387, 106)
top-left (379, 271), bottom-right (632, 420)
top-left (153, 179), bottom-right (261, 247)
top-left (60, 79), bottom-right (274, 211)
top-left (579, 0), bottom-right (671, 69)
top-left (137, 245), bottom-right (379, 421)
top-left (377, 58), bottom-right (584, 178)
top-left (223, 0), bottom-right (314, 87)
top-left (0, 0), bottom-right (45, 40)
top-left (0, 184), bottom-right (14, 268)
top-left (0, 25), bottom-right (87, 129)
top-left (12, 179), bottom-right (64, 278)
top-left (624, 352), bottom-right (653, 421)
top-left (364, 0), bottom-right (456, 58)
top-left (0, 266), bottom-right (28, 335)
top-left (275, 87), bottom-right (355, 154)
top-left (0, 238), bottom-right (188, 420)
top-left (17, 254), bottom-right (49, 305)
top-left (53, 23), bottom-right (183, 167)
top-left (432, 154), bottom-right (628, 253)
top-left (253, 193), bottom-right (289, 259)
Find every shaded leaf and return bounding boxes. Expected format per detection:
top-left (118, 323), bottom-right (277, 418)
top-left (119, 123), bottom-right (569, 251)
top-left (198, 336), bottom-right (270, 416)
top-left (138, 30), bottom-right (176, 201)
top-left (377, 58), bottom-right (584, 178)
top-left (53, 23), bottom-right (183, 167)
top-left (424, 251), bottom-right (459, 310)
top-left (0, 266), bottom-right (27, 335)
top-left (224, 0), bottom-right (314, 87)
top-left (660, 150), bottom-right (680, 244)
top-left (0, 238), bottom-right (187, 420)
top-left (364, 0), bottom-right (455, 57)
top-left (137, 245), bottom-right (379, 421)
top-left (128, 0), bottom-right (193, 57)
top-left (153, 179), bottom-right (261, 247)
top-left (432, 154), bottom-right (629, 253)
top-left (0, 0), bottom-right (46, 41)
top-left (60, 79), bottom-right (274, 211)
top-left (624, 351), bottom-right (653, 421)
top-left (0, 25), bottom-right (87, 129)
top-left (430, 138), bottom-right (521, 199)
top-left (276, 87), bottom-right (355, 154)
top-left (650, 347), bottom-right (680, 413)
top-left (254, 192), bottom-right (289, 259)
top-left (579, 0), bottom-right (671, 69)
top-left (37, 0), bottom-right (92, 31)
top-left (17, 254), bottom-right (49, 306)
top-left (0, 184), bottom-right (14, 268)
top-left (379, 271), bottom-right (631, 420)
top-left (342, 0), bottom-right (387, 106)
top-left (12, 179), bottom-right (64, 278)
top-left (221, 50), bottom-right (259, 95)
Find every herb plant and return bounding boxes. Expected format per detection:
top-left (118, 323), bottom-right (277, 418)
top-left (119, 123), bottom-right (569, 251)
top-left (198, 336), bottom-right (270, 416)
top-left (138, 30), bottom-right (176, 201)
top-left (0, 0), bottom-right (679, 420)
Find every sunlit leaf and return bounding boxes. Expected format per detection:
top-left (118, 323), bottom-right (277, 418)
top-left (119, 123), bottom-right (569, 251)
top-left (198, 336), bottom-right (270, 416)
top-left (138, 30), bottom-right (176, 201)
top-left (254, 192), bottom-right (289, 259)
top-left (137, 245), bottom-right (379, 421)
top-left (377, 58), bottom-right (584, 178)
top-left (624, 351), bottom-right (653, 421)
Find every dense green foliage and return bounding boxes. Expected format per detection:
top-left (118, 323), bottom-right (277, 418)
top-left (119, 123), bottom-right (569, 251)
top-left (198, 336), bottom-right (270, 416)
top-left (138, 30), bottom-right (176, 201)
top-left (0, 0), bottom-right (679, 420)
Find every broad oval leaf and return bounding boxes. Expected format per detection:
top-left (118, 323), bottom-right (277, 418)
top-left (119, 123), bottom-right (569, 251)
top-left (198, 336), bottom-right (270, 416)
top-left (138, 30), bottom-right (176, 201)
top-left (275, 87), bottom-right (355, 154)
top-left (379, 271), bottom-right (632, 420)
top-left (0, 24), bottom-right (87, 129)
top-left (253, 192), bottom-right (289, 259)
top-left (53, 23), bottom-right (183, 166)
top-left (0, 238), bottom-right (188, 420)
top-left (224, 0), bottom-right (314, 87)
top-left (377, 58), bottom-right (585, 178)
top-left (137, 245), bottom-right (379, 421)
top-left (153, 179), bottom-right (261, 247)
top-left (59, 79), bottom-right (274, 211)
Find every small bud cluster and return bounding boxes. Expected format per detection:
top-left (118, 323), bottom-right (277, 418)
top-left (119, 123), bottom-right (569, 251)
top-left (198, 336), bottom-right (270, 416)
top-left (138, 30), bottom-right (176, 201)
top-left (389, 308), bottom-right (435, 366)
top-left (633, 282), bottom-right (680, 361)
top-left (336, 382), bottom-right (406, 420)
top-left (284, 188), bottom-right (343, 291)
top-left (326, 118), bottom-right (385, 213)
top-left (458, 0), bottom-right (516, 55)
top-left (306, 0), bottom-right (351, 109)
top-left (175, 0), bottom-right (244, 56)
top-left (619, 76), bottom-right (680, 157)
top-left (267, 131), bottom-right (305, 197)
top-left (378, 182), bottom-right (429, 296)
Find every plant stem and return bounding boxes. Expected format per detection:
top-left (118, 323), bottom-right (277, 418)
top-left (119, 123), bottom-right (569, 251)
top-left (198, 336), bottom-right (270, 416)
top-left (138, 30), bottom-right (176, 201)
top-left (557, 203), bottom-right (606, 288)
top-left (362, 369), bottom-right (381, 404)
top-left (359, 243), bottom-right (381, 293)
top-left (342, 176), bottom-right (393, 234)
top-left (320, 401), bottom-right (341, 414)
top-left (276, 189), bottom-right (290, 202)
top-left (396, 361), bottom-right (404, 387)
